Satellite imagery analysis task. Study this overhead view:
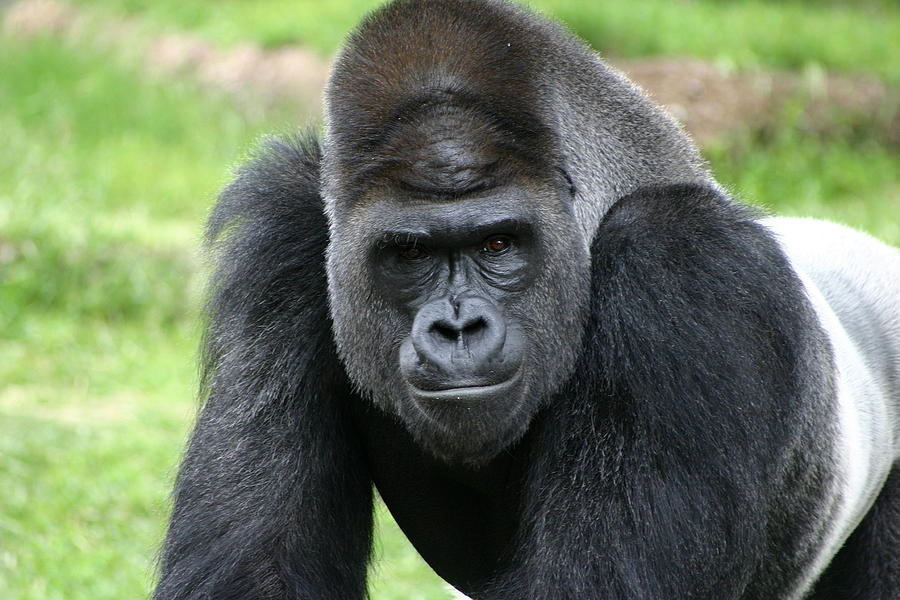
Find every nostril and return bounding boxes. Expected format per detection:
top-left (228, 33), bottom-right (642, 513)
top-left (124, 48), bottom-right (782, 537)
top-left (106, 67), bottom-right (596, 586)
top-left (431, 317), bottom-right (488, 345)
top-left (431, 321), bottom-right (459, 343)
top-left (411, 297), bottom-right (507, 368)
top-left (462, 318), bottom-right (487, 337)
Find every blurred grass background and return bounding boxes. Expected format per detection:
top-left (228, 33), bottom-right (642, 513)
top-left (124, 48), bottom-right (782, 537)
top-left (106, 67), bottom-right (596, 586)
top-left (0, 1), bottom-right (897, 598)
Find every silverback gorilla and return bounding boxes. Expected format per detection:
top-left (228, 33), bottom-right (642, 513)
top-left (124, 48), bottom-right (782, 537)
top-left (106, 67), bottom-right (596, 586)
top-left (154, 1), bottom-right (900, 598)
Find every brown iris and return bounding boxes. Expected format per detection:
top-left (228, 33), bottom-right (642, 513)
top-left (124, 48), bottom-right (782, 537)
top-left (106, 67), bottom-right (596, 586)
top-left (399, 246), bottom-right (426, 260)
top-left (483, 236), bottom-right (511, 254)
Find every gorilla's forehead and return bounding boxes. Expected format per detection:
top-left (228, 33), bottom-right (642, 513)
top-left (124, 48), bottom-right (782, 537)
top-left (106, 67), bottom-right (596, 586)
top-left (336, 98), bottom-right (558, 201)
top-left (340, 188), bottom-right (551, 244)
top-left (325, 2), bottom-right (554, 159)
top-left (389, 110), bottom-right (502, 196)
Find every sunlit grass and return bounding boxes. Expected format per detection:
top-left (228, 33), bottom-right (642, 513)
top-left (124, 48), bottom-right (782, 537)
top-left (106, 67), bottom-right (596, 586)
top-left (708, 131), bottom-right (900, 245)
top-left (62, 0), bottom-right (900, 83)
top-left (551, 0), bottom-right (900, 84)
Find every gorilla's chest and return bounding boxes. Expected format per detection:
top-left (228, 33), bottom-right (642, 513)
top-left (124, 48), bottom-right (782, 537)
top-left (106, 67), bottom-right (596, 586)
top-left (351, 401), bottom-right (525, 593)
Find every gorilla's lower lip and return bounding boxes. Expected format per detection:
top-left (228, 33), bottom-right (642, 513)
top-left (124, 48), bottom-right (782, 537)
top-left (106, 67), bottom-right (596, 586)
top-left (408, 370), bottom-right (522, 402)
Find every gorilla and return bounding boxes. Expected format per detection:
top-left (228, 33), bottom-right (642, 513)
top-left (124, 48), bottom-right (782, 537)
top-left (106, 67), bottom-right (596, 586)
top-left (154, 0), bottom-right (900, 598)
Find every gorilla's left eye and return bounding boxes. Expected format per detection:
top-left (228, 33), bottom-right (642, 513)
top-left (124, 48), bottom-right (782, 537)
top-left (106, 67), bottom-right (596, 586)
top-left (482, 236), bottom-right (512, 254)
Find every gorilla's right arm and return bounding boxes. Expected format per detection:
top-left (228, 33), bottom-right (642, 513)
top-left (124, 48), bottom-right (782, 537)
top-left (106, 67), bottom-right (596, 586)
top-left (154, 135), bottom-right (372, 600)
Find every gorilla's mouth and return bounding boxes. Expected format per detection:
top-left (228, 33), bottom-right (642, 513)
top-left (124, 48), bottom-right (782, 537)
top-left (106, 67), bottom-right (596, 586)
top-left (402, 367), bottom-right (530, 464)
top-left (406, 368), bottom-right (523, 404)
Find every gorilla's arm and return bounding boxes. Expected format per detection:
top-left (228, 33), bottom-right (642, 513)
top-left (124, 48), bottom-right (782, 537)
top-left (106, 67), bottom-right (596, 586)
top-left (491, 184), bottom-right (838, 599)
top-left (154, 136), bottom-right (372, 599)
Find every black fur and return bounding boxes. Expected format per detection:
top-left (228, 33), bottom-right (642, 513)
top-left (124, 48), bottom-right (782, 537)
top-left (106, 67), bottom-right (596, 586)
top-left (153, 136), bottom-right (848, 598)
top-left (155, 136), bottom-right (372, 598)
top-left (483, 184), bottom-right (838, 598)
top-left (807, 466), bottom-right (900, 600)
top-left (154, 1), bottom-right (898, 598)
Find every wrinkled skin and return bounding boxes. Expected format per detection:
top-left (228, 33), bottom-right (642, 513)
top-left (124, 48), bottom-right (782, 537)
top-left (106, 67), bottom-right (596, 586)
top-left (328, 166), bottom-right (591, 464)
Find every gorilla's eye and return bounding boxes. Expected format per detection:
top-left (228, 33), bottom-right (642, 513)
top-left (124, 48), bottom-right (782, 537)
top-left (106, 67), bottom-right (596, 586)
top-left (482, 236), bottom-right (512, 254)
top-left (399, 246), bottom-right (427, 260)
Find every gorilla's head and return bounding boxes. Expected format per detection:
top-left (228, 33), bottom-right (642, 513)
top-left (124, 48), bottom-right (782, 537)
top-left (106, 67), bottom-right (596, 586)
top-left (319, 0), bottom-right (598, 466)
top-left (318, 0), bottom-right (711, 465)
top-left (325, 149), bottom-right (589, 464)
top-left (322, 16), bottom-right (591, 463)
top-left (324, 107), bottom-right (592, 463)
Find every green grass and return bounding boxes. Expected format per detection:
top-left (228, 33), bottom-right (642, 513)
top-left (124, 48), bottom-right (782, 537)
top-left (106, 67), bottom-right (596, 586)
top-left (0, 34), bottom-right (221, 599)
top-left (551, 0), bottom-right (900, 84)
top-left (708, 131), bottom-right (900, 245)
top-left (1, 1), bottom-right (898, 598)
top-left (63, 0), bottom-right (384, 54)
top-left (63, 0), bottom-right (900, 83)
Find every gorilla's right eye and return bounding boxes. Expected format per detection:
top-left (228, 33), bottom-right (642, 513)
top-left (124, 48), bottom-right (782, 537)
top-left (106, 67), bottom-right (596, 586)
top-left (398, 246), bottom-right (427, 261)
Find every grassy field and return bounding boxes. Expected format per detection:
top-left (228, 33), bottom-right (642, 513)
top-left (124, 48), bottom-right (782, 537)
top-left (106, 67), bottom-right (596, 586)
top-left (1, 1), bottom-right (897, 598)
top-left (63, 0), bottom-right (900, 84)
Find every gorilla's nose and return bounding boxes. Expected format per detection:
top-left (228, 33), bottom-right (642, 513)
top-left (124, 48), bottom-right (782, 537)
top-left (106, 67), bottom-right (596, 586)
top-left (411, 296), bottom-right (506, 379)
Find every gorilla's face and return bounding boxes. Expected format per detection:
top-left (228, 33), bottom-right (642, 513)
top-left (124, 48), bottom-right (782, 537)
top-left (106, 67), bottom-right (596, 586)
top-left (326, 111), bottom-right (591, 464)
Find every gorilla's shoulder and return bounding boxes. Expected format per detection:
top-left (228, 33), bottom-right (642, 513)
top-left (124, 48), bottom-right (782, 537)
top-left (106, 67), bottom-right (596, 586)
top-left (202, 133), bottom-right (330, 341)
top-left (590, 183), bottom-right (809, 343)
top-left (597, 183), bottom-right (763, 252)
top-left (593, 183), bottom-right (783, 282)
top-left (207, 132), bottom-right (325, 248)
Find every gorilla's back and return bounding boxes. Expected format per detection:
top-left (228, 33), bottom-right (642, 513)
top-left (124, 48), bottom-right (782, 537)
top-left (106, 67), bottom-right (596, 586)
top-left (763, 217), bottom-right (899, 596)
top-left (764, 217), bottom-right (899, 558)
top-left (766, 218), bottom-right (900, 412)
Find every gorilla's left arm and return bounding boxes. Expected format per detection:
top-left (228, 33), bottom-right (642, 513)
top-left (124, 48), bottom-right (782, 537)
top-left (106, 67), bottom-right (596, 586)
top-left (154, 135), bottom-right (372, 599)
top-left (491, 184), bottom-right (842, 599)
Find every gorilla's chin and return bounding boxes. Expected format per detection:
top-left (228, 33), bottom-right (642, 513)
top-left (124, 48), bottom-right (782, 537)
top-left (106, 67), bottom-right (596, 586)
top-left (401, 370), bottom-right (531, 464)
